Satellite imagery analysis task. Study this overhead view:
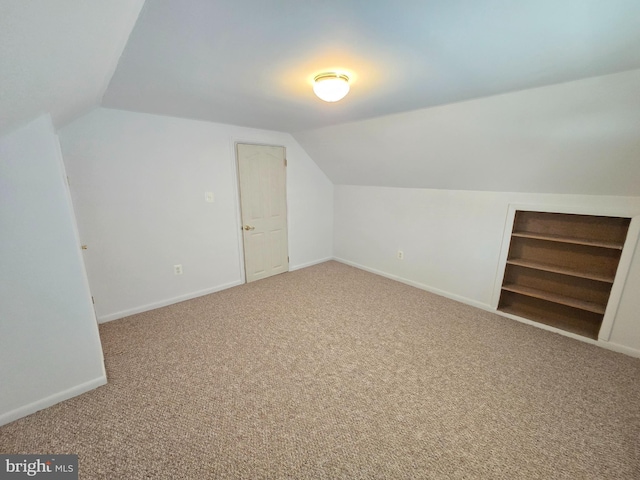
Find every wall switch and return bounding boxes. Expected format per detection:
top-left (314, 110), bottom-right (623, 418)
top-left (174, 264), bottom-right (183, 275)
top-left (205, 192), bottom-right (215, 203)
top-left (397, 250), bottom-right (404, 260)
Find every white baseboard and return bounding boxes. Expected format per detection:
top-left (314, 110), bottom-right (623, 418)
top-left (0, 375), bottom-right (107, 427)
top-left (99, 258), bottom-right (335, 323)
top-left (335, 257), bottom-right (640, 359)
top-left (597, 341), bottom-right (640, 359)
top-left (289, 256), bottom-right (333, 272)
top-left (333, 257), bottom-right (491, 311)
top-left (97, 280), bottom-right (244, 323)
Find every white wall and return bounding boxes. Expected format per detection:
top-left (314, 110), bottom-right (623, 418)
top-left (334, 185), bottom-right (640, 355)
top-left (59, 108), bottom-right (333, 322)
top-left (608, 233), bottom-right (640, 349)
top-left (0, 115), bottom-right (106, 426)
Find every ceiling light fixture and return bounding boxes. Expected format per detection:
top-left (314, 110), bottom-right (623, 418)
top-left (313, 72), bottom-right (350, 102)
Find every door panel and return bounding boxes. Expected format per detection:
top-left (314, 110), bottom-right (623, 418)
top-left (237, 144), bottom-right (288, 283)
top-left (269, 228), bottom-right (286, 269)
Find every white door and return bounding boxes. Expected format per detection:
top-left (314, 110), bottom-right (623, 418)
top-left (237, 143), bottom-right (289, 283)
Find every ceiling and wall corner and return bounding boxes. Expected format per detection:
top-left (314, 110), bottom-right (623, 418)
top-left (0, 0), bottom-right (145, 136)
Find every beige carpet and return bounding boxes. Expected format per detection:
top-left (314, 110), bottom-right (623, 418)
top-left (1, 261), bottom-right (639, 479)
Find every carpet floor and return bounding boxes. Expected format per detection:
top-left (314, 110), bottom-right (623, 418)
top-left (1, 261), bottom-right (639, 479)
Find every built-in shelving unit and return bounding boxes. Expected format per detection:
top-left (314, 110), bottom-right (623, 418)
top-left (498, 211), bottom-right (631, 340)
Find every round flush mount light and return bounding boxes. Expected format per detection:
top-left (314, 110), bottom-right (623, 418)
top-left (313, 72), bottom-right (350, 102)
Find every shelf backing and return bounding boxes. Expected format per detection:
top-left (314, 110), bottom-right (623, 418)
top-left (513, 211), bottom-right (630, 246)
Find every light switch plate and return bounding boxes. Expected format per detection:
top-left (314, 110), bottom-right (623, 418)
top-left (205, 192), bottom-right (214, 203)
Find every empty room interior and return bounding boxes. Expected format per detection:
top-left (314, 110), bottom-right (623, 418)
top-left (2, 1), bottom-right (640, 478)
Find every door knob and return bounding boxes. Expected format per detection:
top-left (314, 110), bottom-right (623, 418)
top-left (243, 225), bottom-right (255, 231)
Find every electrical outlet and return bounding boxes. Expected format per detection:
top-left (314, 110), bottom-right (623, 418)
top-left (397, 250), bottom-right (404, 260)
top-left (174, 264), bottom-right (183, 275)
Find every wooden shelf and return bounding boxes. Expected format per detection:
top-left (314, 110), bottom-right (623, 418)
top-left (499, 304), bottom-right (600, 340)
top-left (501, 284), bottom-right (606, 314)
top-left (506, 259), bottom-right (615, 283)
top-left (511, 231), bottom-right (624, 250)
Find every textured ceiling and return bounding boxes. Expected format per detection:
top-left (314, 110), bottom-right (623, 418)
top-left (103, 0), bottom-right (640, 132)
top-left (0, 0), bottom-right (145, 135)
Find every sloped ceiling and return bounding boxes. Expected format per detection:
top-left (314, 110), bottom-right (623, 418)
top-left (0, 0), bottom-right (145, 135)
top-left (293, 69), bottom-right (640, 196)
top-left (103, 0), bottom-right (640, 133)
top-left (3, 1), bottom-right (639, 195)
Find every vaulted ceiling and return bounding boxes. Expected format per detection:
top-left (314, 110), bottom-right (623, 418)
top-left (104, 0), bottom-right (640, 132)
top-left (0, 0), bottom-right (145, 135)
top-left (2, 0), bottom-right (639, 194)
top-left (294, 69), bottom-right (640, 195)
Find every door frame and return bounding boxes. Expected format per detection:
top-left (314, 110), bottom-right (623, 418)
top-left (230, 139), bottom-right (289, 284)
top-left (55, 134), bottom-right (100, 325)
